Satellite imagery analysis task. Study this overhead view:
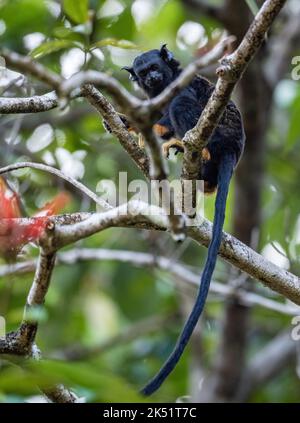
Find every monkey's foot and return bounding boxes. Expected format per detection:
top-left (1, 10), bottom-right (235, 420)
top-left (201, 147), bottom-right (211, 161)
top-left (162, 139), bottom-right (184, 158)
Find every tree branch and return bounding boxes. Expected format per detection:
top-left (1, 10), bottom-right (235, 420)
top-left (42, 385), bottom-right (79, 403)
top-left (1, 48), bottom-right (62, 89)
top-left (1, 248), bottom-right (299, 316)
top-left (59, 70), bottom-right (140, 111)
top-left (181, 0), bottom-right (222, 21)
top-left (16, 201), bottom-right (298, 306)
top-left (0, 91), bottom-right (59, 114)
top-left (53, 314), bottom-right (177, 361)
top-left (0, 161), bottom-right (112, 211)
top-left (144, 36), bottom-right (236, 112)
top-left (236, 331), bottom-right (297, 401)
top-left (0, 248), bottom-right (78, 403)
top-left (81, 84), bottom-right (149, 178)
top-left (17, 249), bottom-right (56, 351)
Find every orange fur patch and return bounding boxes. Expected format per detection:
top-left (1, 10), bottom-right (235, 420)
top-left (201, 147), bottom-right (211, 161)
top-left (153, 124), bottom-right (169, 136)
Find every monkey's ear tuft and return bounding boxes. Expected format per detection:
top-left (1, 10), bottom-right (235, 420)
top-left (160, 44), bottom-right (173, 62)
top-left (121, 66), bottom-right (138, 81)
top-left (160, 44), bottom-right (180, 72)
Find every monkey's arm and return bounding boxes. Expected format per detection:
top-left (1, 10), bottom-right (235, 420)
top-left (155, 94), bottom-right (212, 164)
top-left (103, 113), bottom-right (136, 134)
top-left (103, 113), bottom-right (146, 148)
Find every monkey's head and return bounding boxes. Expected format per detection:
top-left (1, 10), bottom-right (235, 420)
top-left (122, 44), bottom-right (181, 97)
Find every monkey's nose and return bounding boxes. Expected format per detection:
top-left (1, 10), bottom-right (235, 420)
top-left (147, 72), bottom-right (163, 86)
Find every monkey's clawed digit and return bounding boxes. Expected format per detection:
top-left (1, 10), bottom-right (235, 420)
top-left (161, 138), bottom-right (184, 158)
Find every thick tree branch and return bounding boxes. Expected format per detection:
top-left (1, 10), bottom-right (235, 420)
top-left (0, 142), bottom-right (299, 309)
top-left (0, 89), bottom-right (82, 114)
top-left (1, 200), bottom-right (299, 306)
top-left (81, 84), bottom-right (150, 178)
top-left (188, 221), bottom-right (300, 306)
top-left (50, 202), bottom-right (168, 249)
top-left (18, 249), bottom-right (56, 351)
top-left (0, 91), bottom-right (59, 114)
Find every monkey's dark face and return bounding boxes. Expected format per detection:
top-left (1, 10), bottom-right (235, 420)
top-left (122, 46), bottom-right (181, 98)
top-left (133, 53), bottom-right (173, 95)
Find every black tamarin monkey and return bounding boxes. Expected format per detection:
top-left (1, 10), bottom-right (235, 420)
top-left (122, 45), bottom-right (245, 395)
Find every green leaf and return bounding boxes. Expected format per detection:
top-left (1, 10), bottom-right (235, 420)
top-left (0, 360), bottom-right (144, 402)
top-left (91, 38), bottom-right (137, 50)
top-left (53, 26), bottom-right (78, 39)
top-left (63, 0), bottom-right (88, 24)
top-left (30, 40), bottom-right (78, 59)
top-left (53, 26), bottom-right (87, 43)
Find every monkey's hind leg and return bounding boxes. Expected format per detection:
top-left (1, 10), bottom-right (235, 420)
top-left (162, 138), bottom-right (184, 158)
top-left (201, 150), bottom-right (217, 195)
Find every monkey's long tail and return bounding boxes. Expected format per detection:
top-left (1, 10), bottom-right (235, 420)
top-left (141, 153), bottom-right (235, 396)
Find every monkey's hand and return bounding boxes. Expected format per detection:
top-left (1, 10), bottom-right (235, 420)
top-left (103, 114), bottom-right (145, 149)
top-left (103, 114), bottom-right (137, 134)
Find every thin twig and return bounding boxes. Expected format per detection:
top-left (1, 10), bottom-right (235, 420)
top-left (59, 70), bottom-right (140, 110)
top-left (0, 161), bottom-right (112, 211)
top-left (0, 48), bottom-right (63, 89)
top-left (53, 314), bottom-right (177, 361)
top-left (1, 48), bottom-right (62, 89)
top-left (237, 331), bottom-right (296, 401)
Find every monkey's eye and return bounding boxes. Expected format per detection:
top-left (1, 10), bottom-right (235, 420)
top-left (150, 64), bottom-right (159, 71)
top-left (139, 69), bottom-right (147, 78)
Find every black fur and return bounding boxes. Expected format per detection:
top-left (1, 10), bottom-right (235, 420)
top-left (123, 45), bottom-right (245, 395)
